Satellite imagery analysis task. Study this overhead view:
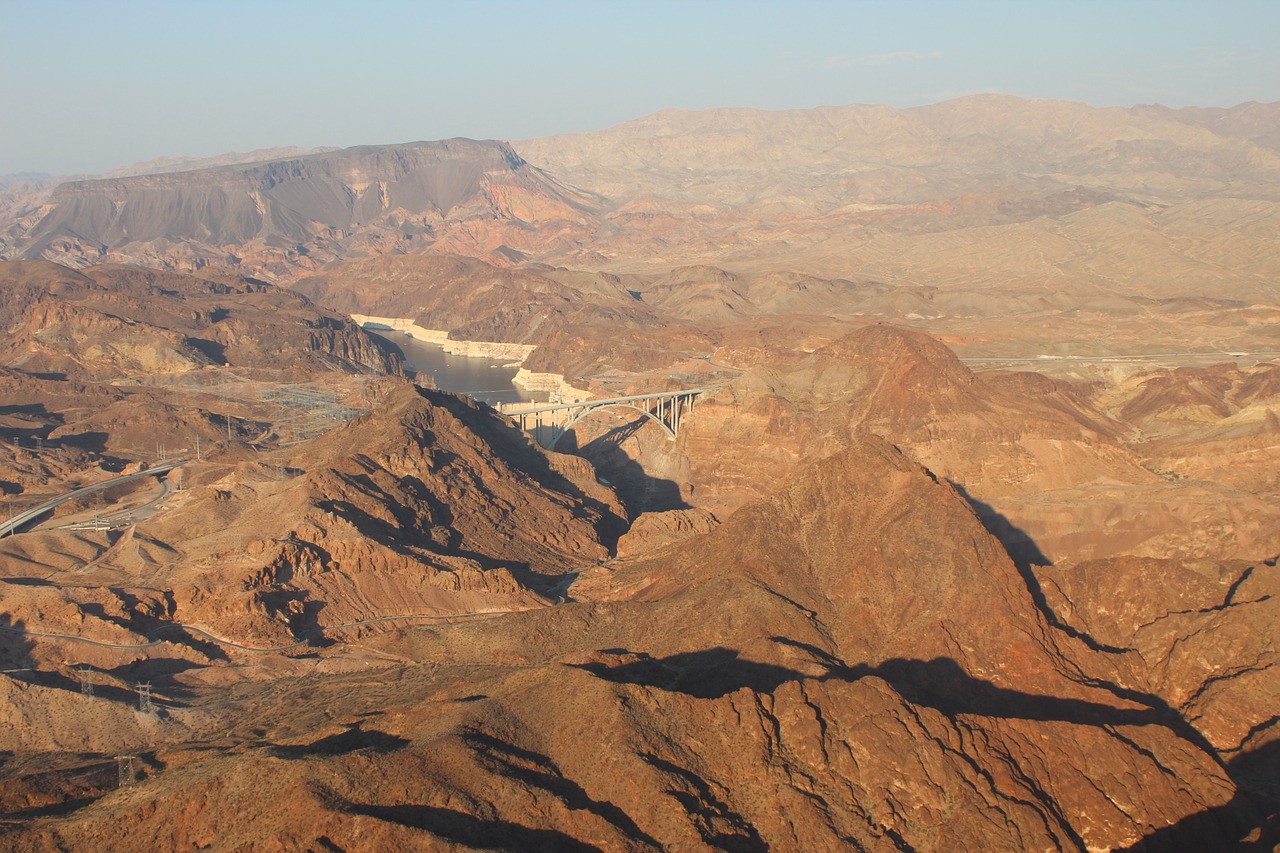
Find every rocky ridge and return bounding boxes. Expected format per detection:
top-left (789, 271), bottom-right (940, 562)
top-left (2, 433), bottom-right (1260, 850)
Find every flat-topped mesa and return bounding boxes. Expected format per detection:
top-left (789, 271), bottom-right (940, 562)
top-left (13, 140), bottom-right (601, 281)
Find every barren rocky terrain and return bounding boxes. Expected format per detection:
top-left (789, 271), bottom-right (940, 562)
top-left (2, 140), bottom-right (600, 282)
top-left (1, 96), bottom-right (1278, 850)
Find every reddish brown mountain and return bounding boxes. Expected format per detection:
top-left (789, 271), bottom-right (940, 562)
top-left (294, 254), bottom-right (717, 378)
top-left (0, 382), bottom-right (625, 650)
top-left (0, 260), bottom-right (400, 380)
top-left (2, 435), bottom-right (1246, 850)
top-left (651, 324), bottom-right (1280, 566)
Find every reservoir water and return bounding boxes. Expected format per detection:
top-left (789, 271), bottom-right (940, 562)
top-left (366, 328), bottom-right (549, 407)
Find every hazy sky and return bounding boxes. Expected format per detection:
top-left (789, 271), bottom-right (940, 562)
top-left (3, 0), bottom-right (1278, 175)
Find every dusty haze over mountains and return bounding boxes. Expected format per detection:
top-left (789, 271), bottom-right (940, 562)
top-left (6, 96), bottom-right (1278, 361)
top-left (1, 90), bottom-right (1279, 851)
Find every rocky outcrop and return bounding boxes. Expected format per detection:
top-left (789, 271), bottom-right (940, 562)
top-left (614, 507), bottom-right (718, 558)
top-left (0, 382), bottom-right (627, 648)
top-left (1037, 555), bottom-right (1280, 756)
top-left (0, 261), bottom-right (402, 380)
top-left (674, 324), bottom-right (1280, 565)
top-left (1106, 362), bottom-right (1280, 495)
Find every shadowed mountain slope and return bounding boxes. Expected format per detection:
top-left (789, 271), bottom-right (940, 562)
top-left (8, 140), bottom-right (601, 281)
top-left (0, 382), bottom-right (626, 648)
top-left (3, 435), bottom-right (1248, 851)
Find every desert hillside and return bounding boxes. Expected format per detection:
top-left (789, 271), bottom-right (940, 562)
top-left (1, 94), bottom-right (1278, 850)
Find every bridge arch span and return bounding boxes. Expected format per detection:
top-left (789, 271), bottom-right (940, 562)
top-left (554, 403), bottom-right (677, 447)
top-left (505, 387), bottom-right (718, 450)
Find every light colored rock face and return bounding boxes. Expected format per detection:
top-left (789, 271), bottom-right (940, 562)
top-left (348, 315), bottom-right (454, 345)
top-left (348, 314), bottom-right (593, 402)
top-left (350, 314), bottom-right (540, 362)
top-left (508, 368), bottom-right (590, 402)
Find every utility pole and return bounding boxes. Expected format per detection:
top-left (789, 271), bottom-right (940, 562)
top-left (195, 434), bottom-right (202, 462)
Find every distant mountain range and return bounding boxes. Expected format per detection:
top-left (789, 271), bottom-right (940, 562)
top-left (3, 95), bottom-right (1278, 286)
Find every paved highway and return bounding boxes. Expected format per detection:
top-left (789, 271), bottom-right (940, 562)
top-left (959, 350), bottom-right (1280, 365)
top-left (0, 461), bottom-right (184, 538)
top-left (2, 608), bottom-right (524, 654)
top-left (0, 457), bottom-right (543, 657)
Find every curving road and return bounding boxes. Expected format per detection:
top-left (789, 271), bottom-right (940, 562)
top-left (0, 461), bottom-right (183, 538)
top-left (1, 609), bottom-right (524, 654)
top-left (958, 350), bottom-right (1280, 365)
top-left (0, 458), bottom-right (542, 657)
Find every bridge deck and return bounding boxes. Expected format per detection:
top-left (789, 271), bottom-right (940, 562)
top-left (505, 387), bottom-right (718, 450)
top-left (507, 387), bottom-right (718, 416)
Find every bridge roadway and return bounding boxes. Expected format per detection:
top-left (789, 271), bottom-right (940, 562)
top-left (505, 387), bottom-right (717, 449)
top-left (0, 461), bottom-right (184, 538)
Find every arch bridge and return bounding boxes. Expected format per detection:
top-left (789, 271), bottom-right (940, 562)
top-left (505, 388), bottom-right (717, 450)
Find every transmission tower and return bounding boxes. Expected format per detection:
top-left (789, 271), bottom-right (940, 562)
top-left (116, 755), bottom-right (137, 788)
top-left (78, 666), bottom-right (93, 696)
top-left (137, 681), bottom-right (155, 714)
